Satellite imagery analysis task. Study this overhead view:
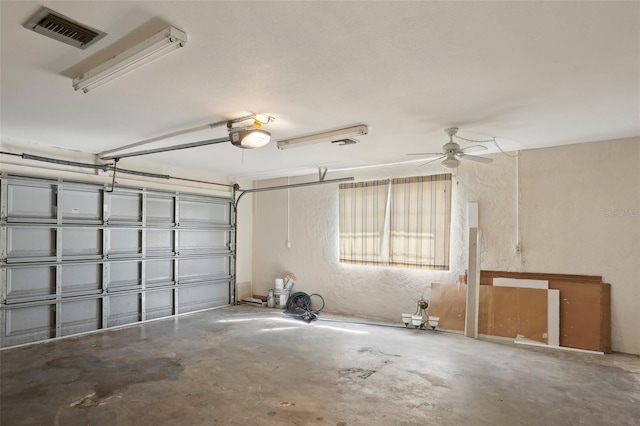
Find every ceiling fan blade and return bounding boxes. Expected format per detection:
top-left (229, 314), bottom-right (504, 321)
top-left (459, 144), bottom-right (487, 153)
top-left (406, 152), bottom-right (444, 156)
top-left (419, 155), bottom-right (446, 167)
top-left (458, 153), bottom-right (493, 164)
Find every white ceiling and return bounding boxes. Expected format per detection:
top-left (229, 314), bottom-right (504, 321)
top-left (1, 1), bottom-right (639, 181)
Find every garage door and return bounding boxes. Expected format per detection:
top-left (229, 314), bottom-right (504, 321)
top-left (0, 175), bottom-right (234, 347)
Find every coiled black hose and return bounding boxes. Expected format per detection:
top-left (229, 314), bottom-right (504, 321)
top-left (285, 292), bottom-right (324, 322)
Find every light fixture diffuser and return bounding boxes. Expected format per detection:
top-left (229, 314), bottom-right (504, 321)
top-left (277, 125), bottom-right (368, 150)
top-left (72, 26), bottom-right (187, 93)
top-left (230, 128), bottom-right (271, 149)
top-left (441, 156), bottom-right (460, 169)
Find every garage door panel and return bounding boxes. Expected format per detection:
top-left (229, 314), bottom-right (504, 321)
top-left (1, 176), bottom-right (232, 348)
top-left (108, 294), bottom-right (140, 327)
top-left (108, 261), bottom-right (141, 291)
top-left (61, 299), bottom-right (101, 336)
top-left (6, 266), bottom-right (55, 302)
top-left (146, 260), bottom-right (174, 287)
top-left (61, 228), bottom-right (102, 258)
top-left (146, 290), bottom-right (174, 320)
top-left (147, 230), bottom-right (174, 255)
top-left (179, 198), bottom-right (230, 225)
top-left (178, 230), bottom-right (229, 255)
top-left (7, 183), bottom-right (56, 221)
top-left (108, 193), bottom-right (141, 222)
top-left (109, 229), bottom-right (141, 257)
top-left (6, 227), bottom-right (56, 261)
top-left (147, 197), bottom-right (174, 224)
top-left (62, 188), bottom-right (102, 222)
top-left (178, 257), bottom-right (229, 282)
top-left (61, 264), bottom-right (102, 296)
top-left (5, 305), bottom-right (55, 346)
top-left (179, 281), bottom-right (229, 313)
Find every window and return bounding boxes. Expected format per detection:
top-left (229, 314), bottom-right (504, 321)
top-left (339, 174), bottom-right (452, 269)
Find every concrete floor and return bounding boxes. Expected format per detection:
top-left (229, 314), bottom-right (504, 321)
top-left (1, 305), bottom-right (639, 426)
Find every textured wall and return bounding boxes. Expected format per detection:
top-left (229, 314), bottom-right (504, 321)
top-left (519, 138), bottom-right (639, 354)
top-left (251, 153), bottom-right (520, 327)
top-left (251, 138), bottom-right (639, 354)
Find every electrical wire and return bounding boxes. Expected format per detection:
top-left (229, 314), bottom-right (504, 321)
top-left (454, 135), bottom-right (519, 158)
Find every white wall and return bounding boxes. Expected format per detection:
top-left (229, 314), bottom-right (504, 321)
top-left (252, 151), bottom-right (520, 323)
top-left (519, 138), bottom-right (639, 354)
top-left (252, 138), bottom-right (640, 354)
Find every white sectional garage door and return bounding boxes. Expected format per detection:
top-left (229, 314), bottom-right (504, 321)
top-left (0, 175), bottom-right (234, 347)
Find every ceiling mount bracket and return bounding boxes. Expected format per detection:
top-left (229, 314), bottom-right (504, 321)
top-left (318, 167), bottom-right (328, 182)
top-left (331, 138), bottom-right (358, 146)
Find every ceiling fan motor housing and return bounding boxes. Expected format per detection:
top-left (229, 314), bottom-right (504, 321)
top-left (443, 141), bottom-right (460, 153)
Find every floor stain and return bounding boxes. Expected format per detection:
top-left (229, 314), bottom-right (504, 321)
top-left (43, 354), bottom-right (184, 407)
top-left (358, 347), bottom-right (401, 358)
top-left (339, 367), bottom-right (376, 379)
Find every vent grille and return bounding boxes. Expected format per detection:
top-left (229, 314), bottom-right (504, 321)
top-left (24, 7), bottom-right (106, 50)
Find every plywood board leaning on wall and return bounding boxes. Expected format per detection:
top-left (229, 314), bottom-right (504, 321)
top-left (480, 271), bottom-right (611, 353)
top-left (430, 283), bottom-right (548, 344)
top-left (429, 283), bottom-right (467, 331)
top-left (479, 286), bottom-right (548, 344)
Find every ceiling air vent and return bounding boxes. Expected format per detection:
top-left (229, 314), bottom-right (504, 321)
top-left (23, 7), bottom-right (106, 50)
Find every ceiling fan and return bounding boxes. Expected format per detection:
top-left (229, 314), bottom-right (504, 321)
top-left (408, 127), bottom-right (493, 169)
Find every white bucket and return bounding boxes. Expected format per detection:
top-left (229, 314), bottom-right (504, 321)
top-left (275, 278), bottom-right (284, 290)
top-left (274, 288), bottom-right (290, 308)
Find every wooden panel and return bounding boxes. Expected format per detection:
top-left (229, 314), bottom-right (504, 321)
top-left (479, 286), bottom-right (548, 343)
top-left (431, 283), bottom-right (548, 343)
top-left (480, 270), bottom-right (611, 353)
top-left (550, 281), bottom-right (600, 350)
top-left (430, 283), bottom-right (466, 331)
top-left (481, 270), bottom-right (602, 285)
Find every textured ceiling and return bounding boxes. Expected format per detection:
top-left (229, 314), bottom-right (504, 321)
top-left (1, 1), bottom-right (638, 180)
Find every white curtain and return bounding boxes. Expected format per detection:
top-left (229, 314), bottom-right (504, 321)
top-left (339, 179), bottom-right (389, 265)
top-left (389, 175), bottom-right (451, 269)
top-left (339, 174), bottom-right (451, 269)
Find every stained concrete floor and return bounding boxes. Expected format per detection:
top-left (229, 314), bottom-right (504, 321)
top-left (1, 305), bottom-right (639, 426)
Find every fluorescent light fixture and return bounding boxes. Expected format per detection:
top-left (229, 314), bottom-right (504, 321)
top-left (72, 26), bottom-right (187, 93)
top-left (277, 125), bottom-right (368, 150)
top-left (229, 128), bottom-right (271, 149)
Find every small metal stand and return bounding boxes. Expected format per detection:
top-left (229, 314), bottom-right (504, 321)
top-left (401, 297), bottom-right (439, 330)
